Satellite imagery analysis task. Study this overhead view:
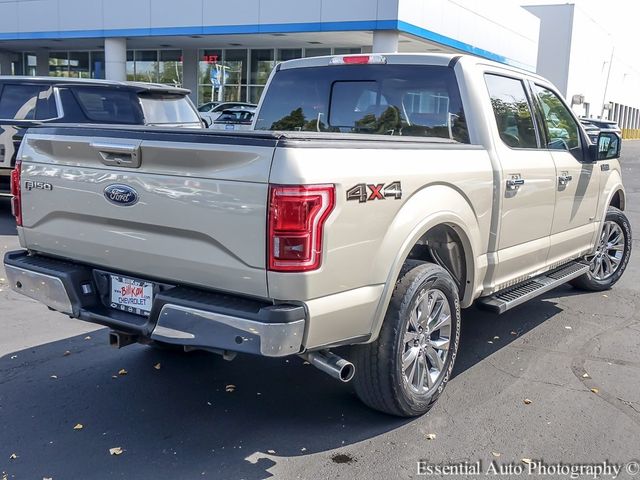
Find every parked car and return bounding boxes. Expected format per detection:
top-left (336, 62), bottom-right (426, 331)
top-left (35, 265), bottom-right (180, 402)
top-left (0, 77), bottom-right (203, 196)
top-left (209, 107), bottom-right (256, 131)
top-left (197, 101), bottom-right (221, 113)
top-left (199, 101), bottom-right (256, 126)
top-left (5, 54), bottom-right (628, 417)
top-left (580, 119), bottom-right (601, 143)
top-left (580, 117), bottom-right (622, 135)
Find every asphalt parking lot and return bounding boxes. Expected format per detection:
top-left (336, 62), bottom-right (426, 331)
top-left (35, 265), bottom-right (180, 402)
top-left (1, 143), bottom-right (640, 480)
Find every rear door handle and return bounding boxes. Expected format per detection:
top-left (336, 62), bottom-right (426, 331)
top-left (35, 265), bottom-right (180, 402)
top-left (506, 178), bottom-right (525, 190)
top-left (90, 141), bottom-right (141, 168)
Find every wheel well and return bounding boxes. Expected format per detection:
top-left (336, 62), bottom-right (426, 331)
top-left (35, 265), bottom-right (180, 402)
top-left (610, 190), bottom-right (625, 210)
top-left (406, 224), bottom-right (467, 299)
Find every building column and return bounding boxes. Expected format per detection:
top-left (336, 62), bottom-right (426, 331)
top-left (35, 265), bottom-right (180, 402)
top-left (182, 49), bottom-right (198, 104)
top-left (372, 31), bottom-right (399, 53)
top-left (36, 50), bottom-right (49, 76)
top-left (105, 37), bottom-right (127, 81)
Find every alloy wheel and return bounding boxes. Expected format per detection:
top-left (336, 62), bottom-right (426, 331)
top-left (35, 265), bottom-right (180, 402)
top-left (588, 221), bottom-right (625, 281)
top-left (401, 288), bottom-right (452, 394)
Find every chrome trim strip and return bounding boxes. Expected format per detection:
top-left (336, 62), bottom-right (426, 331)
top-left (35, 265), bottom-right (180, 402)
top-left (152, 304), bottom-right (305, 357)
top-left (5, 264), bottom-right (73, 314)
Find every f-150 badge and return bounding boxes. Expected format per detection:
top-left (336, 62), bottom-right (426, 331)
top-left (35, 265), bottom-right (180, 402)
top-left (346, 181), bottom-right (402, 203)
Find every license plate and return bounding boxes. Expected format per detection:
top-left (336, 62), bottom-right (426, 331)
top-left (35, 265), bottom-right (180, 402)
top-left (110, 275), bottom-right (154, 316)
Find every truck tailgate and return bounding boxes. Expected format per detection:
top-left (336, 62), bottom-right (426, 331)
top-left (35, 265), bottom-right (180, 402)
top-left (17, 127), bottom-right (278, 298)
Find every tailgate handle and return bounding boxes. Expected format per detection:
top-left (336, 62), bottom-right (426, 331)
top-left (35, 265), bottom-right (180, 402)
top-left (91, 142), bottom-right (141, 168)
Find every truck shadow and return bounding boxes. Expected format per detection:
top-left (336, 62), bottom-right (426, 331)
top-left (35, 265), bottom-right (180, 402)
top-left (0, 292), bottom-right (570, 479)
top-left (0, 198), bottom-right (17, 236)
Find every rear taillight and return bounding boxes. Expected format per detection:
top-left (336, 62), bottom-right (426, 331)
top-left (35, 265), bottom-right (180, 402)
top-left (10, 160), bottom-right (22, 226)
top-left (268, 184), bottom-right (335, 272)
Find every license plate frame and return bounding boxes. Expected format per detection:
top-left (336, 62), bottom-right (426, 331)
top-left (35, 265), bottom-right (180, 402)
top-left (109, 275), bottom-right (154, 317)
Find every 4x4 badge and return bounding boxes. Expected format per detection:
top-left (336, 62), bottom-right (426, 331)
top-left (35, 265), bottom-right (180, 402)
top-left (346, 181), bottom-right (402, 203)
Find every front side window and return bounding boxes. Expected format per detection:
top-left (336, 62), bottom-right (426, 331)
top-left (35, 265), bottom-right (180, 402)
top-left (485, 74), bottom-right (538, 149)
top-left (0, 84), bottom-right (48, 120)
top-left (533, 84), bottom-right (582, 158)
top-left (255, 64), bottom-right (469, 142)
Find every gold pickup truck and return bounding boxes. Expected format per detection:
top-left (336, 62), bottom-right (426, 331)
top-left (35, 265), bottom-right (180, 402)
top-left (4, 53), bottom-right (630, 417)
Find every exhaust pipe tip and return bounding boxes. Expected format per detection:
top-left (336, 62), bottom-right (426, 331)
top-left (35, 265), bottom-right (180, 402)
top-left (300, 350), bottom-right (355, 383)
top-left (338, 361), bottom-right (356, 382)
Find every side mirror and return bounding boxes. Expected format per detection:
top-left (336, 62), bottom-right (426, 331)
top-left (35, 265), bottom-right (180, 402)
top-left (200, 116), bottom-right (212, 128)
top-left (589, 131), bottom-right (621, 161)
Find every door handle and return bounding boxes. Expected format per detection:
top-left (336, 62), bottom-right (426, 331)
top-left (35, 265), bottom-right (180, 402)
top-left (506, 178), bottom-right (525, 190)
top-left (558, 174), bottom-right (573, 186)
top-left (90, 142), bottom-right (141, 168)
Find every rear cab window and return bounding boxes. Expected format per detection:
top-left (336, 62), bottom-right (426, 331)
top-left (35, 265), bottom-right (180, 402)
top-left (254, 64), bottom-right (469, 143)
top-left (70, 87), bottom-right (143, 124)
top-left (484, 74), bottom-right (539, 149)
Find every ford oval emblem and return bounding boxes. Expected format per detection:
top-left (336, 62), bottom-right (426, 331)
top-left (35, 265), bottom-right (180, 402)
top-left (104, 184), bottom-right (139, 206)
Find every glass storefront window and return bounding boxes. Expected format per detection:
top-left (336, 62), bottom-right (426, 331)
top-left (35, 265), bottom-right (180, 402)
top-left (305, 48), bottom-right (332, 58)
top-left (198, 49), bottom-right (224, 103)
top-left (198, 85), bottom-right (216, 105)
top-left (49, 52), bottom-right (69, 77)
top-left (91, 51), bottom-right (105, 79)
top-left (334, 48), bottom-right (362, 55)
top-left (23, 53), bottom-right (37, 76)
top-left (223, 85), bottom-right (246, 102)
top-left (134, 50), bottom-right (158, 83)
top-left (158, 50), bottom-right (183, 86)
top-left (249, 85), bottom-right (265, 104)
top-left (126, 50), bottom-right (135, 81)
top-left (224, 49), bottom-right (247, 85)
top-left (250, 49), bottom-right (275, 85)
top-left (277, 49), bottom-right (302, 62)
top-left (69, 52), bottom-right (90, 78)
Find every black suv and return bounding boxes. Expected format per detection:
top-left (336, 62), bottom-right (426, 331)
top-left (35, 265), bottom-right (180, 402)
top-left (0, 77), bottom-right (203, 195)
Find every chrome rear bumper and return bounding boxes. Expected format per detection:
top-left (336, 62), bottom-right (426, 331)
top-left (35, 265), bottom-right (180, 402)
top-left (4, 250), bottom-right (306, 357)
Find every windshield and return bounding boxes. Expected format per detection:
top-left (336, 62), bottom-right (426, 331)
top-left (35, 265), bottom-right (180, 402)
top-left (254, 64), bottom-right (469, 142)
top-left (139, 93), bottom-right (201, 124)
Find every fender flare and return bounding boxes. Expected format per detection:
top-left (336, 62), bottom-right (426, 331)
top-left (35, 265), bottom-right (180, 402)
top-left (591, 176), bottom-right (626, 253)
top-left (367, 185), bottom-right (484, 342)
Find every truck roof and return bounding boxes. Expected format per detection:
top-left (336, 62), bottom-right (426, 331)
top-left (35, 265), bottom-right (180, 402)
top-left (0, 76), bottom-right (190, 95)
top-left (277, 53), bottom-right (546, 82)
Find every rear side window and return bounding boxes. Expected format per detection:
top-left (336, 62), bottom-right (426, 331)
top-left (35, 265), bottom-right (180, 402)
top-left (255, 64), bottom-right (469, 142)
top-left (71, 87), bottom-right (143, 124)
top-left (485, 74), bottom-right (538, 149)
top-left (0, 84), bottom-right (49, 120)
top-left (138, 93), bottom-right (200, 124)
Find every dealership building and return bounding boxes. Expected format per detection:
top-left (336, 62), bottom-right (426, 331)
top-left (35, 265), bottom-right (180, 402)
top-left (0, 0), bottom-right (638, 133)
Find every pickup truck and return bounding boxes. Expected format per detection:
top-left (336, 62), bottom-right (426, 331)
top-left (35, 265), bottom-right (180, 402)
top-left (0, 77), bottom-right (203, 196)
top-left (4, 54), bottom-right (630, 417)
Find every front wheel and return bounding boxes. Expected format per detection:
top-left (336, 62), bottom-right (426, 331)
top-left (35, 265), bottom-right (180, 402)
top-left (571, 207), bottom-right (632, 291)
top-left (352, 262), bottom-right (461, 417)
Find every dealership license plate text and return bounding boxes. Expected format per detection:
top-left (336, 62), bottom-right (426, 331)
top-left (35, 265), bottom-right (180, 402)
top-left (110, 276), bottom-right (153, 316)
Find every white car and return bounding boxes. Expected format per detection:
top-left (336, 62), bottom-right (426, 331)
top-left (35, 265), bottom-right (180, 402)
top-left (199, 102), bottom-right (256, 127)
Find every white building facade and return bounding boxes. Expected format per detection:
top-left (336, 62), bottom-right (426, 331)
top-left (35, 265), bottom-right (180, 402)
top-left (0, 0), bottom-right (540, 105)
top-left (525, 3), bottom-right (640, 134)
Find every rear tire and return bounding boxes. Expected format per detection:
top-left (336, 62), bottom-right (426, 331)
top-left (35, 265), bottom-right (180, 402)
top-left (352, 262), bottom-right (461, 417)
top-left (571, 207), bottom-right (632, 291)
